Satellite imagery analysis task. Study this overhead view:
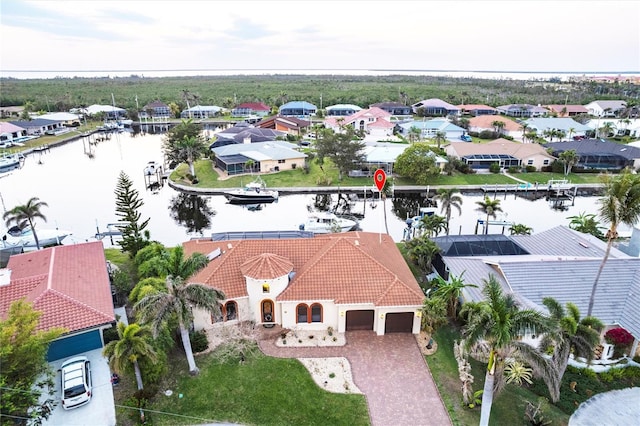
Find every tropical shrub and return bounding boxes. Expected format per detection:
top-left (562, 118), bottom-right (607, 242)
top-left (489, 162), bottom-right (501, 173)
top-left (190, 330), bottom-right (209, 353)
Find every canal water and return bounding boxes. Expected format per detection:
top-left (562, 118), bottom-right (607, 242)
top-left (0, 131), bottom-right (606, 249)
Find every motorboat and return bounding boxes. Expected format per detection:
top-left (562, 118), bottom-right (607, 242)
top-left (298, 212), bottom-right (358, 234)
top-left (223, 178), bottom-right (279, 204)
top-left (0, 154), bottom-right (24, 173)
top-left (0, 242), bottom-right (23, 268)
top-left (144, 161), bottom-right (162, 176)
top-left (3, 225), bottom-right (71, 250)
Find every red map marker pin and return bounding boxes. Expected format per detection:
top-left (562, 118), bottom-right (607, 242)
top-left (373, 169), bottom-right (386, 191)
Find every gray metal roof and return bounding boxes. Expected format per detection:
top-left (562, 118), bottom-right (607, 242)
top-left (498, 258), bottom-right (639, 330)
top-left (511, 225), bottom-right (630, 259)
top-left (440, 225), bottom-right (640, 339)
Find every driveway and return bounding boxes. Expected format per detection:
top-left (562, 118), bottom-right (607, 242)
top-left (259, 330), bottom-right (451, 426)
top-left (43, 349), bottom-right (115, 426)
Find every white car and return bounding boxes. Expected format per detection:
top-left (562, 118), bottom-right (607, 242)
top-left (60, 356), bottom-right (92, 410)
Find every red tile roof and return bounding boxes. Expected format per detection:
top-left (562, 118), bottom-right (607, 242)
top-left (240, 253), bottom-right (294, 280)
top-left (236, 102), bottom-right (271, 111)
top-left (545, 105), bottom-right (589, 114)
top-left (469, 115), bottom-right (523, 131)
top-left (1, 242), bottom-right (115, 333)
top-left (184, 232), bottom-right (424, 307)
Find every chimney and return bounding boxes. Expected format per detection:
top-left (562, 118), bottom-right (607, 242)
top-left (243, 137), bottom-right (251, 144)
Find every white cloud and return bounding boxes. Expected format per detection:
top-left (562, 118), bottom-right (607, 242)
top-left (1, 0), bottom-right (638, 73)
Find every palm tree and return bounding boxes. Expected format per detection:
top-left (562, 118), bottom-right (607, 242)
top-left (475, 196), bottom-right (503, 234)
top-left (492, 120), bottom-right (505, 136)
top-left (460, 275), bottom-right (554, 426)
top-left (433, 131), bottom-right (447, 149)
top-left (521, 123), bottom-right (530, 142)
top-left (137, 245), bottom-right (209, 281)
top-left (176, 135), bottom-right (208, 178)
top-left (3, 197), bottom-right (48, 250)
top-left (509, 223), bottom-right (532, 235)
top-left (559, 150), bottom-right (579, 176)
top-left (244, 159), bottom-right (255, 175)
top-left (405, 235), bottom-right (441, 275)
top-left (540, 298), bottom-right (603, 402)
top-left (135, 275), bottom-right (224, 375)
top-left (408, 126), bottom-right (422, 143)
top-left (588, 172), bottom-right (640, 316)
top-left (599, 122), bottom-right (615, 138)
top-left (431, 272), bottom-right (477, 319)
top-left (435, 188), bottom-right (463, 235)
top-left (102, 322), bottom-right (158, 391)
top-left (567, 212), bottom-right (604, 239)
top-left (419, 214), bottom-right (448, 237)
top-left (567, 127), bottom-right (576, 140)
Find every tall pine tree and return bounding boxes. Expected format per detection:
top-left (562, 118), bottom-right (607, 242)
top-left (114, 171), bottom-right (150, 258)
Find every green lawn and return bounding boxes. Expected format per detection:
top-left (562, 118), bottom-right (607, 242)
top-left (171, 158), bottom-right (605, 190)
top-left (143, 346), bottom-right (369, 426)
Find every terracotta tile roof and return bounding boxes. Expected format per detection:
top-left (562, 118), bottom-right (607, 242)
top-left (240, 253), bottom-right (294, 279)
top-left (324, 107), bottom-right (391, 128)
top-left (236, 102), bottom-right (271, 111)
top-left (468, 115), bottom-right (523, 131)
top-left (545, 105), bottom-right (589, 114)
top-left (1, 242), bottom-right (115, 332)
top-left (184, 232), bottom-right (423, 307)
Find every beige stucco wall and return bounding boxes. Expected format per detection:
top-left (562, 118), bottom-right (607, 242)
top-left (192, 296), bottom-right (251, 331)
top-left (260, 157), bottom-right (305, 173)
top-left (279, 300), bottom-right (339, 331)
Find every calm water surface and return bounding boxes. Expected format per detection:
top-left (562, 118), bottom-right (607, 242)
top-left (0, 132), bottom-right (605, 249)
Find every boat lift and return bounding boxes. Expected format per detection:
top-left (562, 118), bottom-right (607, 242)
top-left (95, 221), bottom-right (129, 244)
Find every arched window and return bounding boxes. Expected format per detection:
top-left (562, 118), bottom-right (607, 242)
top-left (225, 301), bottom-right (237, 321)
top-left (296, 304), bottom-right (309, 323)
top-left (311, 304), bottom-right (322, 323)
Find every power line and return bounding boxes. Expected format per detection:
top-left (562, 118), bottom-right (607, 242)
top-left (114, 404), bottom-right (221, 423)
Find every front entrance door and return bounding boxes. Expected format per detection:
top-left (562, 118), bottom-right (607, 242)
top-left (261, 300), bottom-right (274, 326)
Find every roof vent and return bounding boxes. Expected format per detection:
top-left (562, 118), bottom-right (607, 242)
top-left (579, 242), bottom-right (589, 248)
top-left (227, 243), bottom-right (233, 249)
top-left (207, 248), bottom-right (222, 261)
top-left (354, 240), bottom-right (359, 246)
top-left (0, 269), bottom-right (11, 286)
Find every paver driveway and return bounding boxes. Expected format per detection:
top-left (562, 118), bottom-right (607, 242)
top-left (259, 330), bottom-right (451, 426)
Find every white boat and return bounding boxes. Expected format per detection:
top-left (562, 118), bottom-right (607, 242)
top-left (144, 161), bottom-right (162, 176)
top-left (3, 225), bottom-right (71, 250)
top-left (0, 154), bottom-right (24, 173)
top-left (299, 212), bottom-right (358, 234)
top-left (406, 206), bottom-right (438, 229)
top-left (223, 178), bottom-right (279, 204)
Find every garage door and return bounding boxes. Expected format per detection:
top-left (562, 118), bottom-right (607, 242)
top-left (385, 312), bottom-right (414, 333)
top-left (47, 330), bottom-right (103, 361)
top-left (346, 310), bottom-right (374, 331)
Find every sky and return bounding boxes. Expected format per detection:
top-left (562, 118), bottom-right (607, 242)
top-left (1, 0), bottom-right (639, 75)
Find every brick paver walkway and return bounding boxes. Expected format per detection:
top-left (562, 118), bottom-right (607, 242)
top-left (258, 330), bottom-right (452, 426)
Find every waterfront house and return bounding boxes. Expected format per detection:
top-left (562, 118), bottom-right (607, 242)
top-left (411, 98), bottom-right (460, 116)
top-left (140, 100), bottom-right (171, 119)
top-left (0, 242), bottom-right (115, 361)
top-left (9, 118), bottom-right (64, 136)
top-left (0, 122), bottom-right (28, 144)
top-left (584, 100), bottom-right (627, 117)
top-left (184, 231), bottom-right (424, 335)
top-left (497, 103), bottom-right (548, 118)
top-left (468, 115), bottom-right (523, 139)
top-left (544, 104), bottom-right (589, 117)
top-left (232, 102), bottom-right (272, 117)
top-left (38, 112), bottom-right (81, 127)
top-left (396, 118), bottom-right (466, 140)
top-left (211, 140), bottom-right (306, 175)
top-left (543, 138), bottom-right (640, 171)
top-left (210, 124), bottom-right (286, 148)
top-left (445, 138), bottom-right (555, 171)
top-left (433, 226), bottom-right (640, 359)
top-left (524, 117), bottom-right (592, 141)
top-left (324, 107), bottom-right (395, 139)
top-left (0, 106), bottom-right (24, 119)
top-left (86, 104), bottom-right (126, 119)
top-left (369, 102), bottom-right (412, 117)
top-left (457, 104), bottom-right (498, 116)
top-left (279, 101), bottom-right (317, 118)
top-left (256, 115), bottom-right (310, 137)
top-left (181, 105), bottom-right (223, 119)
top-left (350, 142), bottom-right (447, 177)
top-left (325, 104), bottom-right (363, 116)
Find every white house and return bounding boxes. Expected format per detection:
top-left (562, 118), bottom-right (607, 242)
top-left (184, 232), bottom-right (424, 336)
top-left (584, 100), bottom-right (627, 117)
top-left (396, 119), bottom-right (466, 140)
